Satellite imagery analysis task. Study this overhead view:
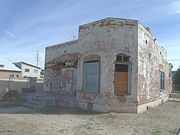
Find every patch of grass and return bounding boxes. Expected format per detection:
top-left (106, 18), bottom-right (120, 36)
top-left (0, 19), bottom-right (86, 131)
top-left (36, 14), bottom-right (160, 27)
top-left (151, 128), bottom-right (162, 135)
top-left (0, 101), bottom-right (22, 108)
top-left (168, 128), bottom-right (178, 134)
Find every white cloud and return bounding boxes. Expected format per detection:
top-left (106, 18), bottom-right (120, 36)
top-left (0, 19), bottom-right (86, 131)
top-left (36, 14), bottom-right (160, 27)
top-left (5, 31), bottom-right (16, 38)
top-left (170, 1), bottom-right (180, 14)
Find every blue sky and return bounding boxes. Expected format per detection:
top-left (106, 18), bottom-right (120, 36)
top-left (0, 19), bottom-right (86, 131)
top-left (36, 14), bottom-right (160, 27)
top-left (0, 0), bottom-right (180, 70)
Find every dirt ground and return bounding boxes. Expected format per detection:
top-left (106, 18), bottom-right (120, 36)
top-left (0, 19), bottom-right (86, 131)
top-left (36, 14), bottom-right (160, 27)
top-left (0, 101), bottom-right (179, 135)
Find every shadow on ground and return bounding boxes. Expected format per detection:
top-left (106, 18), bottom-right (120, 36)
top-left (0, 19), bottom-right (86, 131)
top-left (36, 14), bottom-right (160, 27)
top-left (0, 101), bottom-right (106, 115)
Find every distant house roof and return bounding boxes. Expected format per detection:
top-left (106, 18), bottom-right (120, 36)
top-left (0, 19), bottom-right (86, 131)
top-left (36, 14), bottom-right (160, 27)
top-left (14, 61), bottom-right (41, 69)
top-left (0, 59), bottom-right (21, 72)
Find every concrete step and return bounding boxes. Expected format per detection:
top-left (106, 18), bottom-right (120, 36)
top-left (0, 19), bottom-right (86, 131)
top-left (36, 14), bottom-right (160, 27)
top-left (23, 103), bottom-right (37, 108)
top-left (22, 94), bottom-right (55, 109)
top-left (169, 93), bottom-right (180, 98)
top-left (22, 99), bottom-right (42, 108)
top-left (29, 100), bottom-right (42, 106)
top-left (56, 96), bottom-right (76, 108)
top-left (168, 98), bottom-right (180, 102)
top-left (32, 96), bottom-right (44, 102)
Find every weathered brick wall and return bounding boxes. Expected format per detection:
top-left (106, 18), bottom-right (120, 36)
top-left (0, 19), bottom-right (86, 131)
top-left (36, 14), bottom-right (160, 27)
top-left (44, 18), bottom-right (139, 112)
top-left (76, 18), bottom-right (139, 111)
top-left (44, 18), bottom-right (172, 112)
top-left (137, 23), bottom-right (172, 104)
top-left (44, 40), bottom-right (79, 92)
top-left (45, 40), bottom-right (79, 63)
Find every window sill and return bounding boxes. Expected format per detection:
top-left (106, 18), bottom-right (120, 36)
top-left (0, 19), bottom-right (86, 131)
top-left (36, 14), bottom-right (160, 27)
top-left (79, 90), bottom-right (99, 94)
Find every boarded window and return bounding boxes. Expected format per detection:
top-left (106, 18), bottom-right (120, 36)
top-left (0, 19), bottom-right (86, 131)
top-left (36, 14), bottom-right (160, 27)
top-left (160, 71), bottom-right (165, 91)
top-left (114, 64), bottom-right (129, 95)
top-left (84, 61), bottom-right (99, 92)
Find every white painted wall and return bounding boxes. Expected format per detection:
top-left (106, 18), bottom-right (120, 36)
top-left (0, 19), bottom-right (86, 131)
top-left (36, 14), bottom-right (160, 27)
top-left (21, 64), bottom-right (41, 78)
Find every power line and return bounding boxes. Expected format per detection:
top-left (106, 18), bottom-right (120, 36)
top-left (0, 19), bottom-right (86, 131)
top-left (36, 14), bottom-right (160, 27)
top-left (35, 50), bottom-right (39, 67)
top-left (168, 59), bottom-right (180, 61)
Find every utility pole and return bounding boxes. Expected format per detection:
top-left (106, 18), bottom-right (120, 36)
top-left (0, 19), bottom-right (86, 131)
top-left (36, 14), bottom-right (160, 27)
top-left (8, 75), bottom-right (11, 91)
top-left (36, 50), bottom-right (39, 67)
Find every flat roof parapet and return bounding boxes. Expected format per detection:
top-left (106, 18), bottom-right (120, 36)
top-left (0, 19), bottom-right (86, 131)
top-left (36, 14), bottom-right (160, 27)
top-left (46, 40), bottom-right (78, 50)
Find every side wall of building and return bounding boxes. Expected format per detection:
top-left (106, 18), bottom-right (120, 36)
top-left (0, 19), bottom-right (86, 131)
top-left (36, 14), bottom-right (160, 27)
top-left (21, 64), bottom-right (41, 78)
top-left (137, 23), bottom-right (172, 113)
top-left (0, 70), bottom-right (21, 79)
top-left (44, 40), bottom-right (79, 92)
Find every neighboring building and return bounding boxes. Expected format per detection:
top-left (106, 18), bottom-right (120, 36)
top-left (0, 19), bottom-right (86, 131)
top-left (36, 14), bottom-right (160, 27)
top-left (172, 71), bottom-right (176, 78)
top-left (14, 62), bottom-right (41, 78)
top-left (0, 59), bottom-right (21, 79)
top-left (44, 17), bottom-right (173, 113)
top-left (172, 66), bottom-right (180, 78)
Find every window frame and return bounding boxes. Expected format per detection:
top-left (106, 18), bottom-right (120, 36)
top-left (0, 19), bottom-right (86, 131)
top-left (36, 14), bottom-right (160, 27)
top-left (160, 71), bottom-right (165, 91)
top-left (116, 54), bottom-right (129, 63)
top-left (25, 69), bottom-right (30, 72)
top-left (83, 60), bottom-right (100, 93)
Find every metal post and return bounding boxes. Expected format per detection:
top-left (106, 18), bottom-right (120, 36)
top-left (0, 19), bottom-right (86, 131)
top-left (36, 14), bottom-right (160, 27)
top-left (8, 75), bottom-right (11, 91)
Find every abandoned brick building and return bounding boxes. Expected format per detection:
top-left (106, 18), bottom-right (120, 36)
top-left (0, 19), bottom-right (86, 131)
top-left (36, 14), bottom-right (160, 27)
top-left (44, 17), bottom-right (173, 113)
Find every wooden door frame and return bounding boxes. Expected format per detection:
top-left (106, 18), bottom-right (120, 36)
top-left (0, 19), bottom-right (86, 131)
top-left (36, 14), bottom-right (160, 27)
top-left (114, 62), bottom-right (132, 95)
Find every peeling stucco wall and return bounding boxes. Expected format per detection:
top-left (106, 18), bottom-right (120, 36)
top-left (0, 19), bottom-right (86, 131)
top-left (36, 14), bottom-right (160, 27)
top-left (137, 23), bottom-right (172, 105)
top-left (44, 40), bottom-right (79, 92)
top-left (44, 17), bottom-right (172, 113)
top-left (76, 18), bottom-right (139, 112)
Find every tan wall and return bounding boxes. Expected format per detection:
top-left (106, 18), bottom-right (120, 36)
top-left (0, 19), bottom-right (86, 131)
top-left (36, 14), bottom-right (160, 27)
top-left (0, 70), bottom-right (22, 79)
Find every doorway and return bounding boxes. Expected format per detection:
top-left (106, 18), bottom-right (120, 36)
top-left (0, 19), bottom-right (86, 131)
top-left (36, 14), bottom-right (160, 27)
top-left (114, 64), bottom-right (128, 95)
